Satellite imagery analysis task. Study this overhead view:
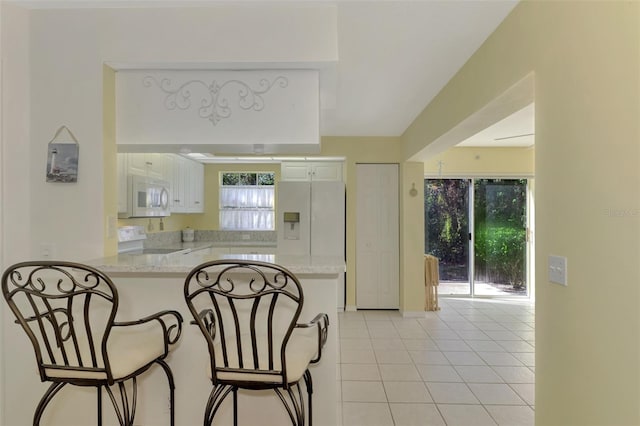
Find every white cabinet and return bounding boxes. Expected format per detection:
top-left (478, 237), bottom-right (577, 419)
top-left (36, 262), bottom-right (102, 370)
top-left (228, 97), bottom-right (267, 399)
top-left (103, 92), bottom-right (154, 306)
top-left (312, 162), bottom-right (343, 181)
top-left (117, 153), bottom-right (170, 214)
top-left (117, 153), bottom-right (205, 215)
top-left (166, 154), bottom-right (204, 214)
top-left (168, 155), bottom-right (188, 212)
top-left (280, 161), bottom-right (343, 182)
top-left (126, 153), bottom-right (166, 179)
top-left (187, 160), bottom-right (205, 213)
top-left (280, 162), bottom-right (310, 181)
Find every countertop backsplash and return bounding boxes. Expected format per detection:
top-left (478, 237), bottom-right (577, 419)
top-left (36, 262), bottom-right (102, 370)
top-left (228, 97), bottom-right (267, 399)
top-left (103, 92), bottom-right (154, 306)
top-left (145, 230), bottom-right (277, 248)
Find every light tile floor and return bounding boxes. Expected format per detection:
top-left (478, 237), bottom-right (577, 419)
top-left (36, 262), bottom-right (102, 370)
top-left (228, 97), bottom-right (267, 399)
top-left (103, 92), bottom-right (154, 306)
top-left (337, 298), bottom-right (535, 426)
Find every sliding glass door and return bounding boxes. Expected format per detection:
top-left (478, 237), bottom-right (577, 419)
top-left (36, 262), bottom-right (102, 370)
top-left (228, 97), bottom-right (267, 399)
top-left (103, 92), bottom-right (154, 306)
top-left (425, 178), bottom-right (530, 297)
top-left (425, 179), bottom-right (471, 295)
top-left (473, 179), bottom-right (528, 296)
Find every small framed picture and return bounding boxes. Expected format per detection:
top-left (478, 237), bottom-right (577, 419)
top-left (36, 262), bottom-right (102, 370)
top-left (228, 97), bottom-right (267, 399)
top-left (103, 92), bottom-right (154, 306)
top-left (46, 143), bottom-right (79, 183)
top-left (46, 126), bottom-right (79, 183)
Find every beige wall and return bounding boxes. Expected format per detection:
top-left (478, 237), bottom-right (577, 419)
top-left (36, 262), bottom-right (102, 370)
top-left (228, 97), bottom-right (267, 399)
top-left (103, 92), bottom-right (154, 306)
top-left (319, 137), bottom-right (424, 312)
top-left (403, 2), bottom-right (640, 425)
top-left (103, 65), bottom-right (118, 256)
top-left (424, 146), bottom-right (534, 177)
top-left (399, 162), bottom-right (426, 314)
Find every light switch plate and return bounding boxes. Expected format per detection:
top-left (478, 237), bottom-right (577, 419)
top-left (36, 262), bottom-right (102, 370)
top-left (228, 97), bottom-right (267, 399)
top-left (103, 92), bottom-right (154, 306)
top-left (548, 255), bottom-right (568, 286)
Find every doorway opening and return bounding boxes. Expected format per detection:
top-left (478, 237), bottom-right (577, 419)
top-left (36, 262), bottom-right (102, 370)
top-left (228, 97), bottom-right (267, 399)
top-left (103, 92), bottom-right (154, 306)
top-left (425, 178), bottom-right (532, 298)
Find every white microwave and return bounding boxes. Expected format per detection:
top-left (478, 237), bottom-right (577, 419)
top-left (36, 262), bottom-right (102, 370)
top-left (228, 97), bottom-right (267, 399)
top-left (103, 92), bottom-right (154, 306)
top-left (119, 175), bottom-right (171, 218)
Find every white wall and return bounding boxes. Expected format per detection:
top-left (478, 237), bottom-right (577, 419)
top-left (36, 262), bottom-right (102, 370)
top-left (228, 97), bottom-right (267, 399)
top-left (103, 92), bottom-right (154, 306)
top-left (116, 69), bottom-right (320, 151)
top-left (1, 5), bottom-right (32, 424)
top-left (1, 4), bottom-right (31, 266)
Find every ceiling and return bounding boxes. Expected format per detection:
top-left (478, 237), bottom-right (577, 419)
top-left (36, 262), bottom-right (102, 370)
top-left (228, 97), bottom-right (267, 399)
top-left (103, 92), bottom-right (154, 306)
top-left (11, 0), bottom-right (532, 148)
top-left (456, 103), bottom-right (535, 148)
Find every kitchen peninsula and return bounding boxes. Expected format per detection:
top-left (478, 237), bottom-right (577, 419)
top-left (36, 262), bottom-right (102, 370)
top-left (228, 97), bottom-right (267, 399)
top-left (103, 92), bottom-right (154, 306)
top-left (82, 250), bottom-right (342, 426)
top-left (91, 249), bottom-right (345, 277)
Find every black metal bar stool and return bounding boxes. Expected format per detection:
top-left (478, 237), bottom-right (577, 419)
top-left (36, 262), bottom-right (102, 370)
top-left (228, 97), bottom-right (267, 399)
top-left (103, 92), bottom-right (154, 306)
top-left (2, 261), bottom-right (183, 425)
top-left (184, 260), bottom-right (329, 426)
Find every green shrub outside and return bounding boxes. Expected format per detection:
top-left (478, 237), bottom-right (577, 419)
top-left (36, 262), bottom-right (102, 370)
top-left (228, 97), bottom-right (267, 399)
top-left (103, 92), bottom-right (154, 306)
top-left (474, 222), bottom-right (526, 288)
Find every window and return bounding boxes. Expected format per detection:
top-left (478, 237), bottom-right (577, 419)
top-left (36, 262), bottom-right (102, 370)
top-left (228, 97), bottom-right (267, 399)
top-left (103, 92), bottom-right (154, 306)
top-left (219, 172), bottom-right (275, 230)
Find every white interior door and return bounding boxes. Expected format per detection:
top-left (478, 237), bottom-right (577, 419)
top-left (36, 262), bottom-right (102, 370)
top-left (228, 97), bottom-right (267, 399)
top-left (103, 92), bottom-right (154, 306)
top-left (356, 164), bottom-right (399, 309)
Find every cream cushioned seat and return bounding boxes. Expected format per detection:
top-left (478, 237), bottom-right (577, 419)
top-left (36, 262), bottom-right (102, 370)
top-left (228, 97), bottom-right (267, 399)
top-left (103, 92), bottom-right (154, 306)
top-left (211, 329), bottom-right (318, 384)
top-left (44, 321), bottom-right (167, 381)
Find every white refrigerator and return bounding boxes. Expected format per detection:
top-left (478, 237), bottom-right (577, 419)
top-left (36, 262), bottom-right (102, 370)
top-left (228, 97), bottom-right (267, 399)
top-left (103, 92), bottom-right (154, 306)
top-left (277, 181), bottom-right (346, 309)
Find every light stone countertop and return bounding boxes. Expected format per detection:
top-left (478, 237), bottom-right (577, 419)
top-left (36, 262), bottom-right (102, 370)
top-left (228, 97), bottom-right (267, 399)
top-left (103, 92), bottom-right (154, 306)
top-left (86, 251), bottom-right (345, 276)
top-left (146, 241), bottom-right (277, 250)
top-left (206, 241), bottom-right (277, 247)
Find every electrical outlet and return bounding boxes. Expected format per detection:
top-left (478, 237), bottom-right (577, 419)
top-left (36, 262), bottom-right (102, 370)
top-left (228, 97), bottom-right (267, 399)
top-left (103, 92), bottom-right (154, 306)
top-left (548, 255), bottom-right (568, 286)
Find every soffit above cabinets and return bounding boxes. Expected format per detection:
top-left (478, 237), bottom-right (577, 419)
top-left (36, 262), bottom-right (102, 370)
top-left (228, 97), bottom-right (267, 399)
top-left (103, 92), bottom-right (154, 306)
top-left (116, 69), bottom-right (321, 154)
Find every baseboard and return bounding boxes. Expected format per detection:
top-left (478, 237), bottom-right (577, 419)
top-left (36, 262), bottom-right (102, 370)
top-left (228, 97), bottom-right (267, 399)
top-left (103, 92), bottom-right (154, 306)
top-left (345, 305), bottom-right (357, 312)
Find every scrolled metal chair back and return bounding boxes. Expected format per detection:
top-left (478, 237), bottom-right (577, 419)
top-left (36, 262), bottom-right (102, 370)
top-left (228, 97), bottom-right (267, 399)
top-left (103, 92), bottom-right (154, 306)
top-left (2, 261), bottom-right (118, 383)
top-left (184, 260), bottom-right (304, 386)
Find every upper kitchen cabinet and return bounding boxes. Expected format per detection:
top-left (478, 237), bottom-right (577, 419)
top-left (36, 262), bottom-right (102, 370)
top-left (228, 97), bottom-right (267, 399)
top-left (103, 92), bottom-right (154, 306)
top-left (126, 153), bottom-right (167, 179)
top-left (117, 153), bottom-right (204, 214)
top-left (117, 153), bottom-right (170, 214)
top-left (280, 161), bottom-right (343, 182)
top-left (166, 155), bottom-right (187, 212)
top-left (166, 154), bottom-right (204, 214)
top-left (187, 160), bottom-right (205, 213)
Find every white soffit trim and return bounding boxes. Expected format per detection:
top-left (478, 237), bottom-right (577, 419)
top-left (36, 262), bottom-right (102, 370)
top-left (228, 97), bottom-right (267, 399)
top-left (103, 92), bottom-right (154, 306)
top-left (116, 69), bottom-right (320, 151)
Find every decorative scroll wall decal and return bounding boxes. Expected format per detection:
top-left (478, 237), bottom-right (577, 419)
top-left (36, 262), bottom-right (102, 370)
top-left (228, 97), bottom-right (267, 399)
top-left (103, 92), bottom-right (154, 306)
top-left (142, 75), bottom-right (289, 126)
